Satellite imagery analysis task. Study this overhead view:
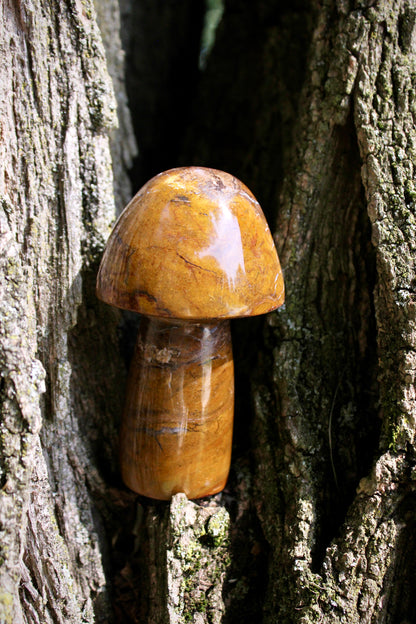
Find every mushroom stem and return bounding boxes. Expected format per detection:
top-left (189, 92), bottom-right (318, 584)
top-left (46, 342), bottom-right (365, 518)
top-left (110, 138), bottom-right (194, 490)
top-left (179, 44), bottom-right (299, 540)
top-left (120, 317), bottom-right (234, 500)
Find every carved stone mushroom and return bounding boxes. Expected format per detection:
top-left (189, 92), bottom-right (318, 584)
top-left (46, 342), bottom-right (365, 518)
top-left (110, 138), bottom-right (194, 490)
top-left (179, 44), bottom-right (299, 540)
top-left (96, 167), bottom-right (284, 500)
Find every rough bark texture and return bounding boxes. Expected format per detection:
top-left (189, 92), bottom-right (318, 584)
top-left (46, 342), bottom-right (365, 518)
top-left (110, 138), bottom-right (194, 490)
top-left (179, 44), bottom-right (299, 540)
top-left (1, 0), bottom-right (416, 623)
top-left (0, 0), bottom-right (134, 622)
top-left (172, 0), bottom-right (416, 622)
top-left (246, 1), bottom-right (416, 622)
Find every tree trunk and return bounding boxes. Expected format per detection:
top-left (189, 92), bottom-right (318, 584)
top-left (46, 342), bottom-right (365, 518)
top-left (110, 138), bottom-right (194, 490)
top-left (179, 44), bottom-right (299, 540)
top-left (186, 1), bottom-right (416, 622)
top-left (1, 1), bottom-right (416, 623)
top-left (0, 0), bottom-right (135, 622)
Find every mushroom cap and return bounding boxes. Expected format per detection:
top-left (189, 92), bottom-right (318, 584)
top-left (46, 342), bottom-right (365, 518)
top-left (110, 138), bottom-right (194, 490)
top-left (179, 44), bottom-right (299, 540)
top-left (96, 167), bottom-right (284, 320)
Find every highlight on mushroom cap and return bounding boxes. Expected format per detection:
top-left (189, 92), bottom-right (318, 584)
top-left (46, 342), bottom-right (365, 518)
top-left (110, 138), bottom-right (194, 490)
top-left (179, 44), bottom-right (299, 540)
top-left (96, 166), bottom-right (284, 320)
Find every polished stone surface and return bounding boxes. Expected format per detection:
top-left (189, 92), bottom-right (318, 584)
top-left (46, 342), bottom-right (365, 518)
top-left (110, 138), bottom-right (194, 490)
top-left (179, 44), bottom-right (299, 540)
top-left (98, 166), bottom-right (285, 500)
top-left (97, 166), bottom-right (284, 320)
top-left (120, 318), bottom-right (234, 500)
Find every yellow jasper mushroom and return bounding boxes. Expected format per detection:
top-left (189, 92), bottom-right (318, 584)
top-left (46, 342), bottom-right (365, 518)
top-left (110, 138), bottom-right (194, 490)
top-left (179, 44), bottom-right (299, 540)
top-left (97, 167), bottom-right (284, 500)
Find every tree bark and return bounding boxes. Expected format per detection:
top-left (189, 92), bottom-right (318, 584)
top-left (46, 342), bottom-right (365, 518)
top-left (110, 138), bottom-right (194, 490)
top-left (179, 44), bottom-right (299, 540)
top-left (0, 0), bottom-right (134, 621)
top-left (1, 1), bottom-right (416, 623)
top-left (252, 2), bottom-right (416, 622)
top-left (176, 0), bottom-right (416, 621)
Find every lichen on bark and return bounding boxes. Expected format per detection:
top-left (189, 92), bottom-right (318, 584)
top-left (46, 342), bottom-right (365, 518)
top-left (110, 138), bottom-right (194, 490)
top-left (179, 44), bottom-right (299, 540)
top-left (250, 2), bottom-right (416, 622)
top-left (0, 0), bottom-right (131, 621)
top-left (167, 494), bottom-right (230, 624)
